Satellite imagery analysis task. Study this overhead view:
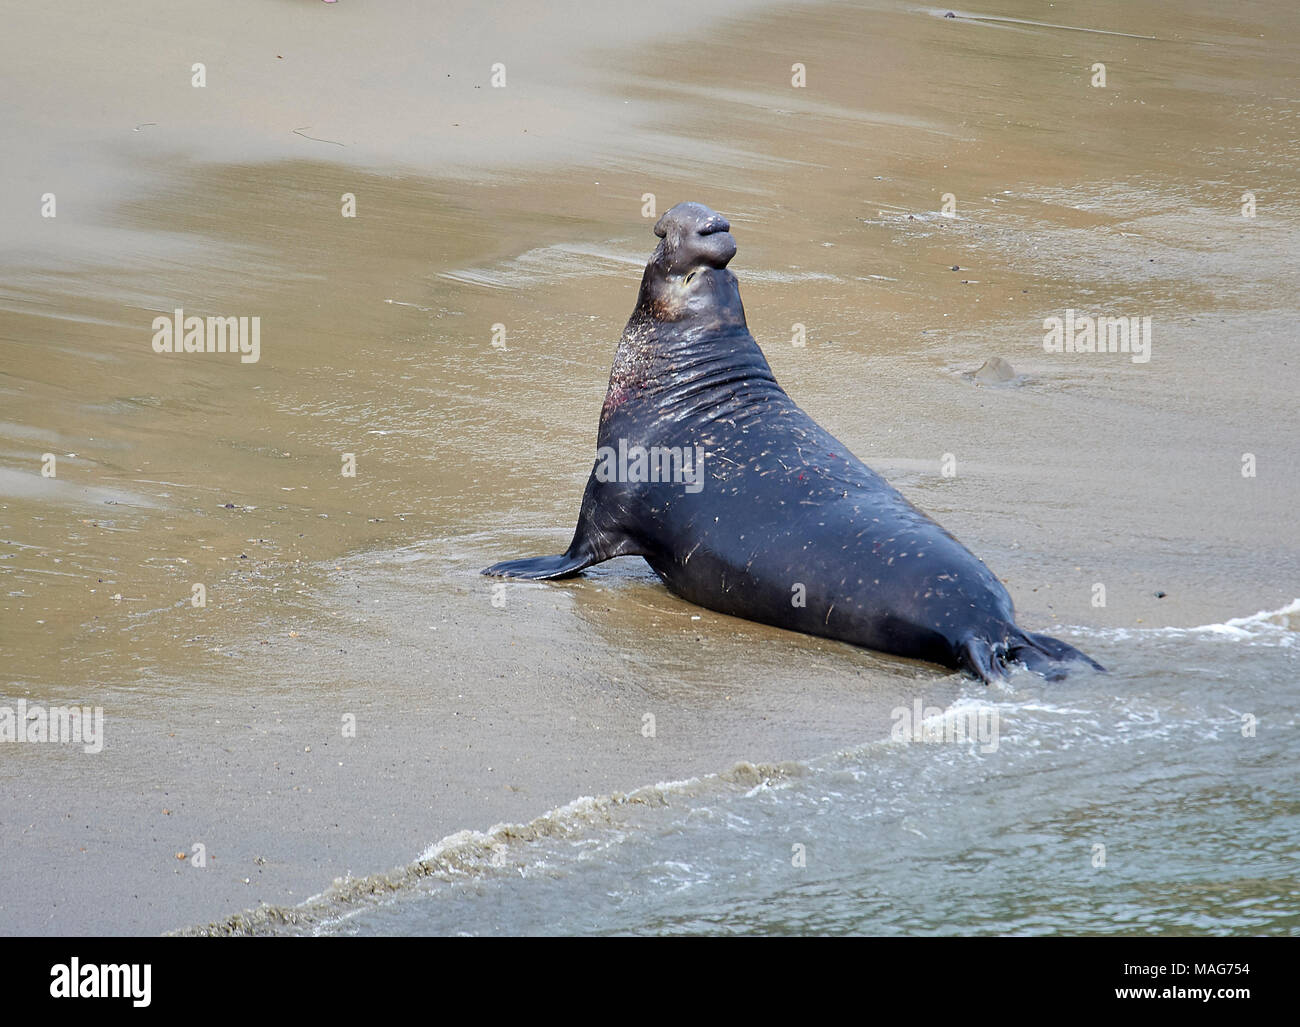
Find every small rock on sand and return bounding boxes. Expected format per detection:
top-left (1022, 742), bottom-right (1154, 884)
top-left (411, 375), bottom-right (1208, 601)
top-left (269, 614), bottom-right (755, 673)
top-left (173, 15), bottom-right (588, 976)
top-left (973, 357), bottom-right (1019, 385)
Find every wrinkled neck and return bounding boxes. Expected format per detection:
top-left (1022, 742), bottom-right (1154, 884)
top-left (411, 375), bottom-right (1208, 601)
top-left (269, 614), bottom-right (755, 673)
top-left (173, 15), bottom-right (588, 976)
top-left (602, 308), bottom-right (780, 425)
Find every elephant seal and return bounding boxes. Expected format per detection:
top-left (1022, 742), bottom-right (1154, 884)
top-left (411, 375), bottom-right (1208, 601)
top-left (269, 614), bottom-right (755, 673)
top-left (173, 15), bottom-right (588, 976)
top-left (484, 202), bottom-right (1103, 683)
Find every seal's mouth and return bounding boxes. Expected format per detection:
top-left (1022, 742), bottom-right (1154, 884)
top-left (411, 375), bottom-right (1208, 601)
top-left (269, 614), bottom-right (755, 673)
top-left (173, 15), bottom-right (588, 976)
top-left (679, 229), bottom-right (737, 272)
top-left (682, 263), bottom-right (736, 289)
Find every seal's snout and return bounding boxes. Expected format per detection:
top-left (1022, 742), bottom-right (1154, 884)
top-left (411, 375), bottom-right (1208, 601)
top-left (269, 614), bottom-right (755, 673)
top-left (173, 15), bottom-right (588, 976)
top-left (693, 212), bottom-right (736, 268)
top-left (696, 212), bottom-right (731, 236)
top-left (653, 202), bottom-right (737, 272)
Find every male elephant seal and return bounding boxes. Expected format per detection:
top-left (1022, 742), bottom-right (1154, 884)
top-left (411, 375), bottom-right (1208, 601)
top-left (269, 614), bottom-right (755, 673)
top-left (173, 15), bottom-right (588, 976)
top-left (484, 202), bottom-right (1103, 683)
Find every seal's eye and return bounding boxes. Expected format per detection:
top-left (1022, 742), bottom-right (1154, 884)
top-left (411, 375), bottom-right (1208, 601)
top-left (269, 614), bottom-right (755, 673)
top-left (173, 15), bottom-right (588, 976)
top-left (684, 270), bottom-right (698, 286)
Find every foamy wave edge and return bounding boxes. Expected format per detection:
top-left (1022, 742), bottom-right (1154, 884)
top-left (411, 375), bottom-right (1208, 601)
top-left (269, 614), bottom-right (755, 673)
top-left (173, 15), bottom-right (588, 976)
top-left (168, 758), bottom-right (808, 937)
top-left (1068, 599), bottom-right (1300, 646)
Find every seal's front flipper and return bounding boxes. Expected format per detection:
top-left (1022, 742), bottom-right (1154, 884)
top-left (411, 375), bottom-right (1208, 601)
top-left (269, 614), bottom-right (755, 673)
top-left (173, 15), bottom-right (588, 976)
top-left (482, 532), bottom-right (645, 579)
top-left (483, 468), bottom-right (648, 581)
top-left (483, 524), bottom-right (648, 578)
top-left (482, 551), bottom-right (593, 580)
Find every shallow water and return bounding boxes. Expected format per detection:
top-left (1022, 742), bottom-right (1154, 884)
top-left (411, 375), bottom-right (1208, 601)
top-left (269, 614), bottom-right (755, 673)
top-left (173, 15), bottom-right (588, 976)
top-left (272, 605), bottom-right (1297, 936)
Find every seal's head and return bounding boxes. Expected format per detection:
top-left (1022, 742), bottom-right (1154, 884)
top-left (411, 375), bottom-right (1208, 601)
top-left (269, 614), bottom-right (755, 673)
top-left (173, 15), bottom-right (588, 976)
top-left (633, 202), bottom-right (745, 329)
top-left (653, 202), bottom-right (736, 273)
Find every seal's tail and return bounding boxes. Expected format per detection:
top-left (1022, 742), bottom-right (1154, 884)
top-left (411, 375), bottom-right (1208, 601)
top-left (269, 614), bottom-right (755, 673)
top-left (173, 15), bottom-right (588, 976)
top-left (958, 629), bottom-right (1105, 685)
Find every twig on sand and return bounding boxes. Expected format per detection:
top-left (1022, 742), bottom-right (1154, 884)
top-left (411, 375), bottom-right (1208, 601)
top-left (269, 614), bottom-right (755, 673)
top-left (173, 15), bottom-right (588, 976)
top-left (291, 126), bottom-right (345, 147)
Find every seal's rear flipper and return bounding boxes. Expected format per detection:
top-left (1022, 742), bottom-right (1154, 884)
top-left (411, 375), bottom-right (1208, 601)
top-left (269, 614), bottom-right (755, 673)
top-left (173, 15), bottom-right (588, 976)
top-left (1011, 631), bottom-right (1106, 677)
top-left (1005, 643), bottom-right (1070, 682)
top-left (482, 552), bottom-right (593, 580)
top-left (957, 636), bottom-right (1007, 685)
top-left (959, 630), bottom-right (1105, 684)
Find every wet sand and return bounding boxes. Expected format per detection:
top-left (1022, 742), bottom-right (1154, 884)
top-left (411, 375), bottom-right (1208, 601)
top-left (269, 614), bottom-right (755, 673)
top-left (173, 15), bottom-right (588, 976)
top-left (1, 0), bottom-right (1297, 934)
